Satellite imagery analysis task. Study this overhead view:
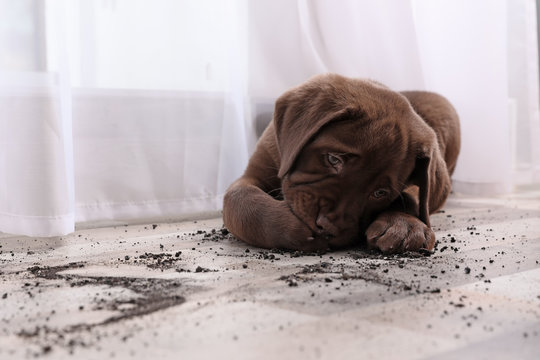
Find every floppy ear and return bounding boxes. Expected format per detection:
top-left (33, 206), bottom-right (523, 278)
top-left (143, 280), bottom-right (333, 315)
top-left (407, 116), bottom-right (451, 227)
top-left (408, 146), bottom-right (433, 227)
top-left (273, 83), bottom-right (349, 179)
top-left (404, 96), bottom-right (441, 226)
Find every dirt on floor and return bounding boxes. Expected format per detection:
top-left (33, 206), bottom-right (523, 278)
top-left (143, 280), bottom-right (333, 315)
top-left (1, 201), bottom-right (539, 358)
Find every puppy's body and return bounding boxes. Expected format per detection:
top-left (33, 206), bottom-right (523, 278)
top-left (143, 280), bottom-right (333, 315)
top-left (223, 74), bottom-right (460, 253)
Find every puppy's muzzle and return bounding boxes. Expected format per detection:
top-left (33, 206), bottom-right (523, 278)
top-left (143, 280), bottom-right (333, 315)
top-left (315, 214), bottom-right (339, 237)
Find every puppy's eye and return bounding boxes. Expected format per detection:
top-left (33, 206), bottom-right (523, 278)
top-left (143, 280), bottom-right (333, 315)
top-left (327, 154), bottom-right (342, 167)
top-left (372, 189), bottom-right (389, 199)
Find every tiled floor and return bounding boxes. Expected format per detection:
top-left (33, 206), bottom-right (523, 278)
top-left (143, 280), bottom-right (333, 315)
top-left (1, 192), bottom-right (539, 359)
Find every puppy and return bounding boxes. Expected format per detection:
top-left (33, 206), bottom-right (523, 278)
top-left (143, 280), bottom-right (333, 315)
top-left (223, 74), bottom-right (460, 254)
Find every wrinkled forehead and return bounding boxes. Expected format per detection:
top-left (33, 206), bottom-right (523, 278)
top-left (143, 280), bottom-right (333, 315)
top-left (306, 116), bottom-right (410, 157)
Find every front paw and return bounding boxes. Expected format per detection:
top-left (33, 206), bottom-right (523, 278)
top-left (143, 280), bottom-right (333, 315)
top-left (289, 235), bottom-right (328, 253)
top-left (283, 221), bottom-right (328, 252)
top-left (365, 211), bottom-right (435, 254)
top-left (278, 204), bottom-right (328, 252)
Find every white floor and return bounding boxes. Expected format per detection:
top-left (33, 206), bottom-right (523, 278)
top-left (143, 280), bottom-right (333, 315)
top-left (1, 192), bottom-right (539, 360)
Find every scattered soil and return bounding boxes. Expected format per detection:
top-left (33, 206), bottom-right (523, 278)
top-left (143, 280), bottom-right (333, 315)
top-left (20, 262), bottom-right (187, 356)
top-left (28, 264), bottom-right (186, 323)
top-left (276, 259), bottom-right (439, 294)
top-left (130, 252), bottom-right (183, 269)
top-left (4, 204), bottom-right (537, 358)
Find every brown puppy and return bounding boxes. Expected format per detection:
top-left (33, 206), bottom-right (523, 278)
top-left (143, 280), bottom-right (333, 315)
top-left (223, 74), bottom-right (460, 254)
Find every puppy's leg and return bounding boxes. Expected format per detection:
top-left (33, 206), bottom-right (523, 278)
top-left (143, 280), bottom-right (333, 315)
top-left (365, 211), bottom-right (435, 254)
top-left (223, 177), bottom-right (328, 252)
top-left (365, 155), bottom-right (449, 254)
top-left (366, 116), bottom-right (453, 254)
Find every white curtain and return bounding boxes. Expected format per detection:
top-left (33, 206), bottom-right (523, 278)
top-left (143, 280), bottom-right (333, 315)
top-left (1, 0), bottom-right (538, 237)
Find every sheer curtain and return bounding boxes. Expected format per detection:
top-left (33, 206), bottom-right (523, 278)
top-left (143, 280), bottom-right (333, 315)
top-left (1, 0), bottom-right (251, 236)
top-left (1, 0), bottom-right (538, 237)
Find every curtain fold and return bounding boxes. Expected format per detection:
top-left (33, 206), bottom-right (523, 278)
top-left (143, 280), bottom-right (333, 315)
top-left (0, 0), bottom-right (75, 236)
top-left (0, 72), bottom-right (75, 236)
top-left (1, 0), bottom-right (538, 237)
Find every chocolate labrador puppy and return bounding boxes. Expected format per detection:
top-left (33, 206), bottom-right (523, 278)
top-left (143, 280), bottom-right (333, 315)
top-left (223, 74), bottom-right (460, 254)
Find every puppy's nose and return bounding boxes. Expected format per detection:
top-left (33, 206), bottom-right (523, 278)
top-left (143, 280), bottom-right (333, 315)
top-left (316, 214), bottom-right (339, 236)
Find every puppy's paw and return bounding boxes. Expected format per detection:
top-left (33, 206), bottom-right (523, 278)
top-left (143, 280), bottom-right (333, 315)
top-left (276, 204), bottom-right (329, 252)
top-left (365, 211), bottom-right (435, 254)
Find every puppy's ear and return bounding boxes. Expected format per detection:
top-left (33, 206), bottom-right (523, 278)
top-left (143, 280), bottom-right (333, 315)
top-left (273, 78), bottom-right (349, 179)
top-left (402, 91), bottom-right (455, 227)
top-left (407, 118), bottom-right (450, 227)
top-left (408, 145), bottom-right (433, 227)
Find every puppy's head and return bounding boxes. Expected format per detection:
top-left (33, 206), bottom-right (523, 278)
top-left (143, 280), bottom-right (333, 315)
top-left (275, 74), bottom-right (436, 248)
